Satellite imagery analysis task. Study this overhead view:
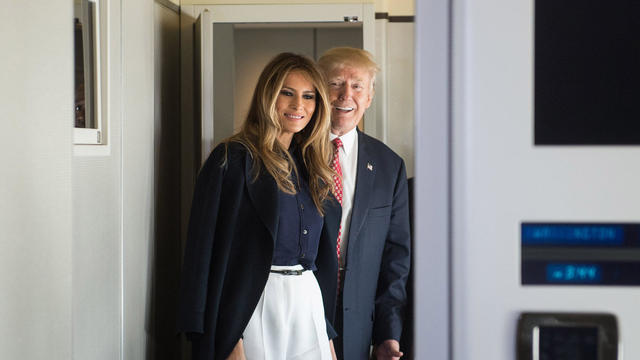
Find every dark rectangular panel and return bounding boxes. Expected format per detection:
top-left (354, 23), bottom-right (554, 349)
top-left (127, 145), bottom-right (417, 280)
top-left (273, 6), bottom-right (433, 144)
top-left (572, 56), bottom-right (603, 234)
top-left (535, 1), bottom-right (640, 145)
top-left (517, 313), bottom-right (618, 360)
top-left (539, 326), bottom-right (598, 360)
top-left (521, 222), bottom-right (640, 285)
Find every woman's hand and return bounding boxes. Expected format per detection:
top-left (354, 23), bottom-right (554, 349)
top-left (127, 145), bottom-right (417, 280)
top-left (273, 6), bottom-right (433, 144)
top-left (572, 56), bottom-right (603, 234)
top-left (330, 339), bottom-right (337, 360)
top-left (226, 339), bottom-right (246, 360)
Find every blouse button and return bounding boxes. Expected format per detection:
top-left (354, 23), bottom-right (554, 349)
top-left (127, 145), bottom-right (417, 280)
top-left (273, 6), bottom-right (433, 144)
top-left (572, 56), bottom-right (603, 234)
top-left (303, 229), bottom-right (308, 235)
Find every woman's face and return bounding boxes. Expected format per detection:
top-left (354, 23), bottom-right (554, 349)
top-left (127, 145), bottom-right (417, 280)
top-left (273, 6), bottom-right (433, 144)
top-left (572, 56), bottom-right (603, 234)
top-left (276, 71), bottom-right (317, 146)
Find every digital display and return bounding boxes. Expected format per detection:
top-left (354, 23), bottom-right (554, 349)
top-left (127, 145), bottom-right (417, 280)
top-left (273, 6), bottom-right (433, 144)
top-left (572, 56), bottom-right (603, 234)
top-left (537, 326), bottom-right (598, 360)
top-left (524, 261), bottom-right (640, 285)
top-left (546, 264), bottom-right (601, 284)
top-left (522, 222), bottom-right (640, 285)
top-left (522, 224), bottom-right (624, 246)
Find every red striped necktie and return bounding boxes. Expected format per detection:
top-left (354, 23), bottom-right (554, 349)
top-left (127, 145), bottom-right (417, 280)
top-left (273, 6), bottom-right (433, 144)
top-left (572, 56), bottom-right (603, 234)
top-left (331, 138), bottom-right (344, 288)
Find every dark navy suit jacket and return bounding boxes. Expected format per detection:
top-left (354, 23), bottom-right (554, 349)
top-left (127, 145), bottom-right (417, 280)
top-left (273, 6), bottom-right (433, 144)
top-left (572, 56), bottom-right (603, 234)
top-left (177, 142), bottom-right (341, 360)
top-left (336, 130), bottom-right (412, 359)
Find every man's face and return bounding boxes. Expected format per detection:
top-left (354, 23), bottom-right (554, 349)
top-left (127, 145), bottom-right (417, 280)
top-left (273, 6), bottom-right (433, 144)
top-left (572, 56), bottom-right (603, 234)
top-left (326, 65), bottom-right (373, 136)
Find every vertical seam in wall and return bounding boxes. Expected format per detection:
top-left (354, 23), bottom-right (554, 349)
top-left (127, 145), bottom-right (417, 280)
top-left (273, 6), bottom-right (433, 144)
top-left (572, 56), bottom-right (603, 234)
top-left (119, 0), bottom-right (124, 359)
top-left (149, 1), bottom-right (157, 357)
top-left (447, 0), bottom-right (454, 358)
top-left (177, 6), bottom-right (184, 358)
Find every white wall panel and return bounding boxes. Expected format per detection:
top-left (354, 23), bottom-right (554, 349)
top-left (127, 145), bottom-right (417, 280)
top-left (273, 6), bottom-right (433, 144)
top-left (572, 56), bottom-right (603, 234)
top-left (72, 0), bottom-right (123, 358)
top-left (413, 0), bottom-right (451, 358)
top-left (1, 1), bottom-right (181, 359)
top-left (122, 0), bottom-right (155, 358)
top-left (452, 0), bottom-right (640, 358)
top-left (0, 1), bottom-right (73, 359)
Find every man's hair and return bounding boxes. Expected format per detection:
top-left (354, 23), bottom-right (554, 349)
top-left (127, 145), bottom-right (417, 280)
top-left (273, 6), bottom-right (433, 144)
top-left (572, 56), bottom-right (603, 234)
top-left (317, 47), bottom-right (380, 88)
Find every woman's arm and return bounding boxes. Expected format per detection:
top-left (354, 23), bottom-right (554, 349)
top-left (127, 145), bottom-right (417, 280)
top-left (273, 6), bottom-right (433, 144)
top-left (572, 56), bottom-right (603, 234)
top-left (226, 339), bottom-right (246, 360)
top-left (330, 339), bottom-right (337, 360)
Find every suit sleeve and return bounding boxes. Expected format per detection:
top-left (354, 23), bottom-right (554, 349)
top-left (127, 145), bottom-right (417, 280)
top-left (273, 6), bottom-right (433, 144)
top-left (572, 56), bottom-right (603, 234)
top-left (373, 159), bottom-right (411, 344)
top-left (177, 145), bottom-right (228, 334)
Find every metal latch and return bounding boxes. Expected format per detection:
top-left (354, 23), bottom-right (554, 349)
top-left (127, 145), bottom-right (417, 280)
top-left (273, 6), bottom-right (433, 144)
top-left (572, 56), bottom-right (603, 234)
top-left (344, 16), bottom-right (359, 22)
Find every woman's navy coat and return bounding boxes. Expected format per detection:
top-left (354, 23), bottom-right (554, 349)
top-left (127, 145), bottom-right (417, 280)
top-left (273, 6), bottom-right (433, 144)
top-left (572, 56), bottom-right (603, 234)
top-left (177, 142), bottom-right (342, 360)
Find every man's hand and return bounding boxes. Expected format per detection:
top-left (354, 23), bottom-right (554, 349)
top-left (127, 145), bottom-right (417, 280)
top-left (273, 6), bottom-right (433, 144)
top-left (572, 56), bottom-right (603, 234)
top-left (374, 339), bottom-right (403, 360)
top-left (226, 339), bottom-right (246, 360)
top-left (330, 339), bottom-right (338, 360)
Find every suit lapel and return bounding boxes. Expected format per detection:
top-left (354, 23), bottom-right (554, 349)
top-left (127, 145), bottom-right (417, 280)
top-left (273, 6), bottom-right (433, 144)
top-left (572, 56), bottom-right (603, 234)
top-left (347, 131), bottom-right (375, 247)
top-left (244, 156), bottom-right (279, 243)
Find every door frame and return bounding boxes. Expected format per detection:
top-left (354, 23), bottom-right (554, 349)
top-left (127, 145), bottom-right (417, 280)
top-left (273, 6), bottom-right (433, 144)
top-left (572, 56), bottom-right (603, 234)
top-left (190, 3), bottom-right (376, 164)
top-left (413, 0), bottom-right (453, 359)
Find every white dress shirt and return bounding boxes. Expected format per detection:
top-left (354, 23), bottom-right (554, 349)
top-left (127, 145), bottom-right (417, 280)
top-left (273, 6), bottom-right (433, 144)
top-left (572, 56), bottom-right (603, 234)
top-left (330, 127), bottom-right (358, 269)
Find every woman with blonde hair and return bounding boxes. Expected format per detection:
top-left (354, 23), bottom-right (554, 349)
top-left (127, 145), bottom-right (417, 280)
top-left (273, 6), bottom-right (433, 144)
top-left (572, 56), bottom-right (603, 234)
top-left (178, 52), bottom-right (342, 360)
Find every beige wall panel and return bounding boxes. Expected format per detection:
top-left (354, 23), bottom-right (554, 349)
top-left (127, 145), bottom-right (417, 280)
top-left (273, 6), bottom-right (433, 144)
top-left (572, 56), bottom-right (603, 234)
top-left (180, 1), bottom-right (412, 15)
top-left (386, 22), bottom-right (414, 177)
top-left (375, 0), bottom-right (414, 15)
top-left (388, 0), bottom-right (414, 16)
top-left (184, 0), bottom-right (372, 5)
top-left (375, 0), bottom-right (388, 13)
top-left (374, 19), bottom-right (388, 138)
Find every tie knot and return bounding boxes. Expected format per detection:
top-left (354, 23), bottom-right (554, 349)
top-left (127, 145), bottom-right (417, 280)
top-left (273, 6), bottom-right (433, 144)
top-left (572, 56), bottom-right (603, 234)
top-left (332, 137), bottom-right (343, 149)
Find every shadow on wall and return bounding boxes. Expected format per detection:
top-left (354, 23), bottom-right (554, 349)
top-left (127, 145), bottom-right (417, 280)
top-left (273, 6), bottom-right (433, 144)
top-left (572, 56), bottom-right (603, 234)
top-left (146, 2), bottom-right (183, 359)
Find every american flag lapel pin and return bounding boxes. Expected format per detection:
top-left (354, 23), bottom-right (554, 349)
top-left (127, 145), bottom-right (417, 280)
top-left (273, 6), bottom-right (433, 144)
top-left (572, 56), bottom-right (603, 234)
top-left (367, 162), bottom-right (373, 171)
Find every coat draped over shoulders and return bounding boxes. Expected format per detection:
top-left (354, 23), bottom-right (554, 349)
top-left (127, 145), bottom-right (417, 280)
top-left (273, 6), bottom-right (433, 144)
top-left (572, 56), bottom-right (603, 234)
top-left (177, 142), bottom-right (341, 360)
top-left (177, 142), bottom-right (274, 360)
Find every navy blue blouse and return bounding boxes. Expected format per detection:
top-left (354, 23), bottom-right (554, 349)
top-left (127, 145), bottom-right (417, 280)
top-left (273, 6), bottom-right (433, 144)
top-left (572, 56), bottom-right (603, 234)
top-left (272, 152), bottom-right (323, 270)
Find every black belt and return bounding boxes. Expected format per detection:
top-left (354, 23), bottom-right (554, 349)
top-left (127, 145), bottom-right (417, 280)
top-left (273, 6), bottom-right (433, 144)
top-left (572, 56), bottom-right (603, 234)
top-left (270, 269), bottom-right (305, 276)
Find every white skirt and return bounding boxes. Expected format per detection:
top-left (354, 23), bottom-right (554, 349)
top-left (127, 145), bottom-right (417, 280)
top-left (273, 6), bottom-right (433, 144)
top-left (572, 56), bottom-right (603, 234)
top-left (242, 265), bottom-right (332, 360)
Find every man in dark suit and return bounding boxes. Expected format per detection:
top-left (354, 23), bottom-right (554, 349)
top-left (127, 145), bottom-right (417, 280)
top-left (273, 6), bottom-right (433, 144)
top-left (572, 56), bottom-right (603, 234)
top-left (318, 47), bottom-right (411, 360)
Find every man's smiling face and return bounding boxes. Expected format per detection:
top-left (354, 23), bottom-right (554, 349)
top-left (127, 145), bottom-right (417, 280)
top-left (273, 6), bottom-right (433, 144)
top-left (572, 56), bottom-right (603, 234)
top-left (326, 65), bottom-right (373, 136)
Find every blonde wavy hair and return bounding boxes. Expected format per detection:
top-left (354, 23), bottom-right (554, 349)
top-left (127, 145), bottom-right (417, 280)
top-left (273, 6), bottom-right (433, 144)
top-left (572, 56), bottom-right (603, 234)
top-left (226, 52), bottom-right (334, 214)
